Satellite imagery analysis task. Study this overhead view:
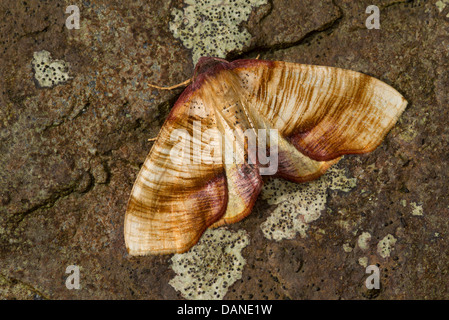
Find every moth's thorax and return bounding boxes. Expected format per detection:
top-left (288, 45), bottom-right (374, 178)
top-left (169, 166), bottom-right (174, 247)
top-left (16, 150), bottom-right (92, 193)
top-left (191, 57), bottom-right (233, 89)
top-left (195, 57), bottom-right (229, 75)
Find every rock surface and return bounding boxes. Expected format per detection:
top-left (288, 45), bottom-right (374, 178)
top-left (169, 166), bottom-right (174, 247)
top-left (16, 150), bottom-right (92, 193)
top-left (1, 0), bottom-right (448, 299)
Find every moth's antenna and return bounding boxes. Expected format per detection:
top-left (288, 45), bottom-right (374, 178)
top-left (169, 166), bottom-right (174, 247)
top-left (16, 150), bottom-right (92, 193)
top-left (146, 78), bottom-right (192, 143)
top-left (147, 78), bottom-right (192, 90)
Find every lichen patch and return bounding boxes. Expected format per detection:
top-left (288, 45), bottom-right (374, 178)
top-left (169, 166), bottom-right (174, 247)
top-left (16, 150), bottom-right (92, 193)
top-left (169, 228), bottom-right (249, 300)
top-left (410, 202), bottom-right (423, 216)
top-left (377, 234), bottom-right (397, 258)
top-left (436, 0), bottom-right (449, 17)
top-left (169, 0), bottom-right (268, 64)
top-left (31, 50), bottom-right (71, 88)
top-left (357, 232), bottom-right (372, 251)
top-left (343, 243), bottom-right (353, 253)
top-left (260, 165), bottom-right (357, 241)
top-left (358, 257), bottom-right (369, 268)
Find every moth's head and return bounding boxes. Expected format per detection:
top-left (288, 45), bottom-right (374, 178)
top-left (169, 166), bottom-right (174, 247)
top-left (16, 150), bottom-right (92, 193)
top-left (193, 57), bottom-right (230, 82)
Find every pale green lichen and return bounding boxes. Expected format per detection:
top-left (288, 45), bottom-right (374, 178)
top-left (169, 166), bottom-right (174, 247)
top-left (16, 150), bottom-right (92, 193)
top-left (357, 232), bottom-right (372, 251)
top-left (343, 243), bottom-right (353, 253)
top-left (410, 202), bottom-right (423, 216)
top-left (334, 208), bottom-right (361, 234)
top-left (169, 0), bottom-right (268, 64)
top-left (31, 50), bottom-right (71, 88)
top-left (358, 257), bottom-right (368, 268)
top-left (169, 228), bottom-right (249, 300)
top-left (396, 118), bottom-right (418, 143)
top-left (436, 0), bottom-right (449, 17)
top-left (260, 165), bottom-right (357, 241)
top-left (377, 234), bottom-right (397, 258)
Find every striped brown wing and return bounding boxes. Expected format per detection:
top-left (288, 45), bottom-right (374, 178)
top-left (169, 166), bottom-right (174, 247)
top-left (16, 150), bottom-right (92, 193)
top-left (124, 88), bottom-right (227, 255)
top-left (195, 71), bottom-right (263, 227)
top-left (232, 59), bottom-right (407, 162)
top-left (124, 68), bottom-right (265, 255)
top-left (209, 59), bottom-right (406, 226)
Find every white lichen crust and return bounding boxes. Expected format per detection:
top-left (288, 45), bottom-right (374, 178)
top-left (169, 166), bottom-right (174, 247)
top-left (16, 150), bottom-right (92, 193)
top-left (169, 228), bottom-right (249, 300)
top-left (410, 202), bottom-right (423, 216)
top-left (260, 165), bottom-right (357, 241)
top-left (377, 234), bottom-right (397, 258)
top-left (358, 256), bottom-right (368, 267)
top-left (32, 50), bottom-right (71, 88)
top-left (357, 232), bottom-right (372, 250)
top-left (436, 0), bottom-right (449, 17)
top-left (169, 0), bottom-right (268, 64)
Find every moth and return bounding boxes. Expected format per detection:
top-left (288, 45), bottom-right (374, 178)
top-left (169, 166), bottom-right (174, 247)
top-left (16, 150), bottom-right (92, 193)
top-left (124, 57), bottom-right (407, 255)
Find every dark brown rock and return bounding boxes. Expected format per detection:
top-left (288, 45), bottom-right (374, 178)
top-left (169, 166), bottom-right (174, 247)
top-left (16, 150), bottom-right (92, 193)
top-left (1, 0), bottom-right (448, 300)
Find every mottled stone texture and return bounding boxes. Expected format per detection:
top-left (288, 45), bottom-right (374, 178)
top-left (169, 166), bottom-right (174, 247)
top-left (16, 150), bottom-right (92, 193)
top-left (0, 0), bottom-right (448, 299)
